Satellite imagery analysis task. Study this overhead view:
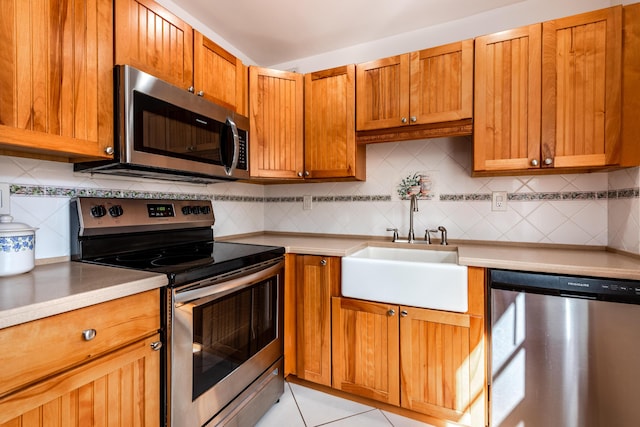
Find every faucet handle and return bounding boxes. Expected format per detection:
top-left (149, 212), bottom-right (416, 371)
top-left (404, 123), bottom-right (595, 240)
top-left (424, 229), bottom-right (437, 244)
top-left (438, 226), bottom-right (448, 245)
top-left (386, 227), bottom-right (399, 242)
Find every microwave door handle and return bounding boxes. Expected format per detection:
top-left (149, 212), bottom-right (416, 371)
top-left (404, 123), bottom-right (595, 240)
top-left (224, 118), bottom-right (239, 176)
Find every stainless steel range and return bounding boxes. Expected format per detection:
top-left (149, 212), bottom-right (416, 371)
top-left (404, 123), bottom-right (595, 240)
top-left (70, 197), bottom-right (285, 427)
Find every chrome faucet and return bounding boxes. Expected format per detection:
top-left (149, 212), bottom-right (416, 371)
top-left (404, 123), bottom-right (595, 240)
top-left (408, 194), bottom-right (418, 243)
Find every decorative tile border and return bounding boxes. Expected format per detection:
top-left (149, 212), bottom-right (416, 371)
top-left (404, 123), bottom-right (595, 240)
top-left (7, 184), bottom-right (640, 203)
top-left (8, 184), bottom-right (264, 202)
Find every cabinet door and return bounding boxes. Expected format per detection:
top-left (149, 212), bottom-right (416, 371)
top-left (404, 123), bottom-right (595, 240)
top-left (249, 66), bottom-right (304, 179)
top-left (332, 297), bottom-right (400, 405)
top-left (474, 24), bottom-right (542, 172)
top-left (194, 31), bottom-right (247, 114)
top-left (356, 54), bottom-right (410, 131)
top-left (295, 256), bottom-right (340, 386)
top-left (400, 308), bottom-right (474, 425)
top-left (115, 0), bottom-right (193, 90)
top-left (542, 6), bottom-right (622, 168)
top-left (305, 65), bottom-right (365, 180)
top-left (410, 40), bottom-right (473, 125)
top-left (0, 0), bottom-right (113, 160)
top-left (0, 335), bottom-right (161, 426)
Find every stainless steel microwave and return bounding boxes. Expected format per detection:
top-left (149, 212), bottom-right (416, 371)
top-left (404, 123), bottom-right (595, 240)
top-left (75, 65), bottom-right (249, 183)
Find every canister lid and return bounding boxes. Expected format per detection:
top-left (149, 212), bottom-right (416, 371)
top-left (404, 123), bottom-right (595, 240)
top-left (0, 215), bottom-right (37, 233)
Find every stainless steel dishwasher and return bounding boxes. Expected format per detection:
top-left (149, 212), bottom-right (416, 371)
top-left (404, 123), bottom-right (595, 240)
top-left (488, 269), bottom-right (640, 427)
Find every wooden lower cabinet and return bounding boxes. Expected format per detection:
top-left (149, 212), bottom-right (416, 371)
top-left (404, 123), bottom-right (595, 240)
top-left (332, 267), bottom-right (486, 427)
top-left (331, 297), bottom-right (400, 405)
top-left (0, 335), bottom-right (160, 426)
top-left (286, 254), bottom-right (340, 386)
top-left (0, 290), bottom-right (162, 426)
top-left (400, 308), bottom-right (484, 426)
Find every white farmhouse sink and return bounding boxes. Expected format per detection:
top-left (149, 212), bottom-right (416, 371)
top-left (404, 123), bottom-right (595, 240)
top-left (341, 246), bottom-right (468, 312)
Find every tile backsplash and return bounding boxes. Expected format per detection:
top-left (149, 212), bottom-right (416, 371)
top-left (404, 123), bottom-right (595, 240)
top-left (1, 136), bottom-right (639, 260)
top-left (263, 138), bottom-right (615, 246)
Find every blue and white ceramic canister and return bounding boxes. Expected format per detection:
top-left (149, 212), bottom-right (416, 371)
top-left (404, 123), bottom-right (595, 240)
top-left (0, 215), bottom-right (36, 277)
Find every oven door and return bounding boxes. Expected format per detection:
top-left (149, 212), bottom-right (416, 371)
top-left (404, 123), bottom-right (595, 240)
top-left (168, 258), bottom-right (284, 427)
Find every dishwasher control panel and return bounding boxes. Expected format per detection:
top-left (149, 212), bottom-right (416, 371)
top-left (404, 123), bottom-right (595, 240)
top-left (489, 269), bottom-right (640, 304)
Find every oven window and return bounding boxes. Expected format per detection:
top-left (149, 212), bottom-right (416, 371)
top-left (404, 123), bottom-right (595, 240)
top-left (191, 278), bottom-right (277, 400)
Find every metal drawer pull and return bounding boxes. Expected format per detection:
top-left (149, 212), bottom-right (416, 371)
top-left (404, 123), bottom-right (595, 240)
top-left (388, 309), bottom-right (396, 316)
top-left (400, 310), bottom-right (408, 317)
top-left (151, 341), bottom-right (163, 351)
top-left (82, 329), bottom-right (97, 341)
top-left (320, 259), bottom-right (327, 266)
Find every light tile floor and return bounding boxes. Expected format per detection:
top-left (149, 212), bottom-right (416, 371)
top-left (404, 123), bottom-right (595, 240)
top-left (256, 381), bottom-right (436, 427)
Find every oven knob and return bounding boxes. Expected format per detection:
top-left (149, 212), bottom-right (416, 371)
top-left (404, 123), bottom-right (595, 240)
top-left (191, 206), bottom-right (202, 215)
top-left (108, 205), bottom-right (124, 217)
top-left (181, 206), bottom-right (192, 215)
top-left (201, 206), bottom-right (211, 214)
top-left (90, 205), bottom-right (107, 218)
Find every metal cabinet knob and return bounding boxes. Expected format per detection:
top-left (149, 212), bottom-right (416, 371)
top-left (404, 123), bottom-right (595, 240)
top-left (304, 171), bottom-right (310, 177)
top-left (544, 158), bottom-right (553, 165)
top-left (401, 117), bottom-right (407, 124)
top-left (197, 90), bottom-right (205, 97)
top-left (410, 116), bottom-right (417, 123)
top-left (297, 171), bottom-right (303, 177)
top-left (388, 309), bottom-right (396, 317)
top-left (320, 259), bottom-right (327, 266)
top-left (104, 146), bottom-right (114, 155)
top-left (82, 329), bottom-right (97, 341)
top-left (400, 310), bottom-right (408, 317)
top-left (150, 341), bottom-right (163, 351)
top-left (531, 159), bottom-right (539, 166)
top-left (187, 86), bottom-right (195, 93)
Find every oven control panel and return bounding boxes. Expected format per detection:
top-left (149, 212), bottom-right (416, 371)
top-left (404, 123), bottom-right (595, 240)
top-left (73, 197), bottom-right (215, 236)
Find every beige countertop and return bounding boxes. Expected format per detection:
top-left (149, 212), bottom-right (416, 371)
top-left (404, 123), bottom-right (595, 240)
top-left (0, 262), bottom-right (167, 329)
top-left (4, 234), bottom-right (639, 330)
top-left (224, 233), bottom-right (640, 280)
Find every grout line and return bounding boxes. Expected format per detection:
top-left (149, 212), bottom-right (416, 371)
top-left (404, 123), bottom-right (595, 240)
top-left (313, 409), bottom-right (381, 427)
top-left (286, 381), bottom-right (309, 427)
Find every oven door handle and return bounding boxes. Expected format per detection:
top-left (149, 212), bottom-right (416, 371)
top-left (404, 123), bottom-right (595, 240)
top-left (174, 259), bottom-right (283, 307)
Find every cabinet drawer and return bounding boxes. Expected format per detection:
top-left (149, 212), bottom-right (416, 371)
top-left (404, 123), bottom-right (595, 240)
top-left (0, 289), bottom-right (160, 397)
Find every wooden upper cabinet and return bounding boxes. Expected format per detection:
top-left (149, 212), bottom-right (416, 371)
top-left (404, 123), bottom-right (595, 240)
top-left (305, 65), bottom-right (365, 180)
top-left (194, 31), bottom-right (248, 115)
top-left (409, 40), bottom-right (474, 124)
top-left (115, 0), bottom-right (194, 90)
top-left (356, 41), bottom-right (473, 134)
top-left (356, 54), bottom-right (410, 131)
top-left (474, 24), bottom-right (542, 172)
top-left (542, 6), bottom-right (622, 169)
top-left (474, 6), bottom-right (623, 174)
top-left (249, 66), bottom-right (304, 179)
top-left (0, 0), bottom-right (114, 161)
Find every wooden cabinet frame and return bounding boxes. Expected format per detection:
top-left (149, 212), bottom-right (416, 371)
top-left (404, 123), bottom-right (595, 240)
top-left (332, 267), bottom-right (486, 427)
top-left (356, 40), bottom-right (474, 143)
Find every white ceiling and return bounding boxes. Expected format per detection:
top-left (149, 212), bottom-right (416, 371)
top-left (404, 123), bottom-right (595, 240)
top-left (170, 0), bottom-right (523, 66)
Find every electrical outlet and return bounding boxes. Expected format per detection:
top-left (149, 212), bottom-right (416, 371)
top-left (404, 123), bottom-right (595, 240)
top-left (303, 195), bottom-right (312, 210)
top-left (0, 183), bottom-right (10, 215)
top-left (492, 191), bottom-right (508, 212)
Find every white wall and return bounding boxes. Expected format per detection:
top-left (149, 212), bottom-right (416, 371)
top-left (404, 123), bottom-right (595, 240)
top-left (264, 138), bottom-right (611, 246)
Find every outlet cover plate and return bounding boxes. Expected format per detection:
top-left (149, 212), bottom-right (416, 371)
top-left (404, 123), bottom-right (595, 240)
top-left (0, 183), bottom-right (10, 215)
top-left (492, 191), bottom-right (508, 212)
top-left (303, 195), bottom-right (312, 210)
